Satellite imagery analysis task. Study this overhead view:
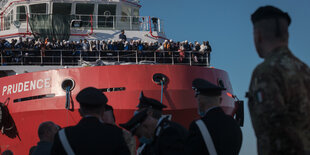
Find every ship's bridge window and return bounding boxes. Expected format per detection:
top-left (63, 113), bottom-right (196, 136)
top-left (16, 6), bottom-right (27, 22)
top-left (4, 9), bottom-right (13, 30)
top-left (132, 8), bottom-right (139, 29)
top-left (53, 3), bottom-right (72, 15)
top-left (75, 3), bottom-right (94, 27)
top-left (30, 3), bottom-right (47, 14)
top-left (98, 4), bottom-right (116, 28)
top-left (121, 6), bottom-right (131, 22)
top-left (133, 8), bottom-right (139, 17)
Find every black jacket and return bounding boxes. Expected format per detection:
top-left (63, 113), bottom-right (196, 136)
top-left (51, 117), bottom-right (130, 155)
top-left (119, 34), bottom-right (127, 41)
top-left (144, 117), bottom-right (188, 155)
top-left (185, 107), bottom-right (242, 155)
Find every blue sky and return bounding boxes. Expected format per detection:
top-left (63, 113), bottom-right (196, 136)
top-left (141, 1), bottom-right (310, 154)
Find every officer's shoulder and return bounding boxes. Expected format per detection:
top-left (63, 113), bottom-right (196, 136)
top-left (61, 125), bottom-right (75, 133)
top-left (159, 120), bottom-right (182, 131)
top-left (160, 121), bottom-right (188, 136)
top-left (187, 119), bottom-right (201, 130)
top-left (167, 121), bottom-right (186, 130)
top-left (103, 123), bottom-right (122, 130)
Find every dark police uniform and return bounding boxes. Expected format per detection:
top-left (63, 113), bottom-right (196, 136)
top-left (120, 109), bottom-right (188, 155)
top-left (51, 87), bottom-right (130, 155)
top-left (132, 92), bottom-right (168, 155)
top-left (184, 79), bottom-right (242, 155)
top-left (119, 30), bottom-right (127, 41)
top-left (136, 91), bottom-right (167, 111)
top-left (146, 116), bottom-right (188, 155)
top-left (248, 6), bottom-right (310, 155)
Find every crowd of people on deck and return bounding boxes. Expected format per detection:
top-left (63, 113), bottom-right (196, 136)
top-left (0, 35), bottom-right (212, 65)
top-left (0, 79), bottom-right (243, 155)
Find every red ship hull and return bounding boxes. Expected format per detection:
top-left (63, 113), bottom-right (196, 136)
top-left (0, 64), bottom-right (235, 154)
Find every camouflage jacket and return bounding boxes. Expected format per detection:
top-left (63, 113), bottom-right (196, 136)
top-left (248, 46), bottom-right (310, 155)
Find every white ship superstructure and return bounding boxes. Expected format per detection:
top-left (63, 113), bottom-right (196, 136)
top-left (0, 0), bottom-right (166, 41)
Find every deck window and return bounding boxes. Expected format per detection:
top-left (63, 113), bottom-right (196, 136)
top-left (4, 10), bottom-right (13, 30)
top-left (76, 3), bottom-right (94, 15)
top-left (133, 8), bottom-right (139, 17)
top-left (121, 6), bottom-right (131, 22)
top-left (53, 3), bottom-right (72, 15)
top-left (16, 6), bottom-right (27, 22)
top-left (98, 4), bottom-right (116, 28)
top-left (75, 3), bottom-right (94, 27)
top-left (30, 3), bottom-right (47, 14)
top-left (132, 8), bottom-right (139, 25)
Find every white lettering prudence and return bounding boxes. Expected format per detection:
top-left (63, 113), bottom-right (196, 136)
top-left (1, 78), bottom-right (51, 96)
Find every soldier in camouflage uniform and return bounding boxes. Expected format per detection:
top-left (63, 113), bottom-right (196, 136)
top-left (248, 6), bottom-right (310, 155)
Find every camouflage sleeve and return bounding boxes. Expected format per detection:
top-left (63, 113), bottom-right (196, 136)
top-left (248, 69), bottom-right (286, 134)
top-left (248, 69), bottom-right (305, 154)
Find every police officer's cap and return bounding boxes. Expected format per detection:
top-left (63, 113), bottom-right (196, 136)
top-left (137, 91), bottom-right (167, 110)
top-left (76, 87), bottom-right (108, 106)
top-left (119, 109), bottom-right (148, 134)
top-left (192, 78), bottom-right (226, 96)
top-left (251, 5), bottom-right (291, 25)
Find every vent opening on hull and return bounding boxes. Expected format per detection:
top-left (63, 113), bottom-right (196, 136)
top-left (100, 87), bottom-right (126, 92)
top-left (13, 94), bottom-right (55, 103)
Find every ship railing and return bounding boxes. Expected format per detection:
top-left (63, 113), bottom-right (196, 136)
top-left (1, 13), bottom-right (163, 32)
top-left (72, 14), bottom-right (161, 32)
top-left (0, 49), bottom-right (210, 66)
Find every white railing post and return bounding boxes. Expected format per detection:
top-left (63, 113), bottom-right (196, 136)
top-left (136, 51), bottom-right (138, 64)
top-left (41, 52), bottom-right (43, 65)
top-left (146, 17), bottom-right (149, 31)
top-left (158, 19), bottom-right (161, 32)
top-left (117, 51), bottom-right (120, 62)
top-left (154, 51), bottom-right (156, 63)
top-left (0, 52), bottom-right (3, 65)
top-left (130, 16), bottom-right (132, 30)
top-left (171, 51), bottom-right (174, 65)
top-left (189, 51), bottom-right (192, 66)
top-left (60, 51), bottom-right (63, 66)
